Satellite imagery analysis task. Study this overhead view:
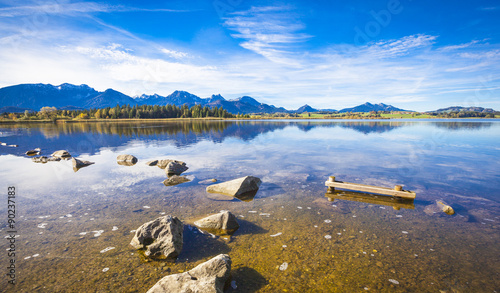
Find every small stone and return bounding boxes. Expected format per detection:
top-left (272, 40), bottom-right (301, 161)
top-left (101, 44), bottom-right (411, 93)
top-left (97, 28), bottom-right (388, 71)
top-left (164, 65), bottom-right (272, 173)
top-left (437, 200), bottom-right (455, 215)
top-left (163, 175), bottom-right (190, 186)
top-left (117, 154), bottom-right (137, 166)
top-left (51, 150), bottom-right (71, 158)
top-left (72, 157), bottom-right (95, 171)
top-left (25, 149), bottom-right (40, 156)
top-left (165, 161), bottom-right (188, 175)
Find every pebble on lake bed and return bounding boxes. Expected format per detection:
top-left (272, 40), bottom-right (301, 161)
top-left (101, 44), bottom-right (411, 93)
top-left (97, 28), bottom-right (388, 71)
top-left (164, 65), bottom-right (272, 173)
top-left (100, 247), bottom-right (115, 253)
top-left (102, 268), bottom-right (109, 272)
top-left (324, 235), bottom-right (332, 239)
top-left (270, 232), bottom-right (282, 237)
top-left (388, 279), bottom-right (399, 285)
top-left (279, 262), bottom-right (288, 271)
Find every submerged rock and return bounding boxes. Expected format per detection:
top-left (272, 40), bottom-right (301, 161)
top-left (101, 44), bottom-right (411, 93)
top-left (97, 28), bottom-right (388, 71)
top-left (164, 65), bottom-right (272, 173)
top-left (198, 179), bottom-right (218, 185)
top-left (436, 200), bottom-right (455, 215)
top-left (163, 175), bottom-right (190, 186)
top-left (194, 210), bottom-right (240, 235)
top-left (72, 157), bottom-right (95, 171)
top-left (165, 161), bottom-right (188, 175)
top-left (206, 176), bottom-right (262, 197)
top-left (147, 254), bottom-right (231, 293)
top-left (424, 200), bottom-right (455, 216)
top-left (51, 150), bottom-right (71, 158)
top-left (117, 154), bottom-right (138, 166)
top-left (130, 215), bottom-right (183, 260)
top-left (146, 160), bottom-right (159, 166)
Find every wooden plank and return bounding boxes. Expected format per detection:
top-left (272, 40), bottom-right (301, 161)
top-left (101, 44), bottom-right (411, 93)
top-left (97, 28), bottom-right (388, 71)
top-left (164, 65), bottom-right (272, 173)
top-left (325, 179), bottom-right (416, 199)
top-left (325, 192), bottom-right (415, 210)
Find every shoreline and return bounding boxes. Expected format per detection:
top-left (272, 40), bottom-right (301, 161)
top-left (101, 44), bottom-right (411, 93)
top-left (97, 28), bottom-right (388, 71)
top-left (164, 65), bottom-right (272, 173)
top-left (1, 116), bottom-right (499, 124)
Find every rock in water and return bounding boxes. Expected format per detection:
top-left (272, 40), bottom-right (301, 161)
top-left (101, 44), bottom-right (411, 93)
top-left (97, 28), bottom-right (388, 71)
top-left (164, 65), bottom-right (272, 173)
top-left (117, 154), bottom-right (138, 166)
top-left (51, 150), bottom-right (71, 158)
top-left (146, 160), bottom-right (159, 166)
top-left (436, 200), bottom-right (455, 215)
top-left (165, 161), bottom-right (188, 175)
top-left (206, 176), bottom-right (262, 196)
top-left (25, 149), bottom-right (40, 156)
top-left (147, 254), bottom-right (231, 293)
top-left (156, 159), bottom-right (174, 169)
top-left (194, 211), bottom-right (240, 235)
top-left (130, 215), bottom-right (183, 260)
top-left (72, 157), bottom-right (95, 171)
top-left (163, 175), bottom-right (190, 186)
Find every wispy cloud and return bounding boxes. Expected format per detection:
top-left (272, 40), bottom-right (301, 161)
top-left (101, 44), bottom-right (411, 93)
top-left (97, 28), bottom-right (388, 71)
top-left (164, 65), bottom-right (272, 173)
top-left (439, 40), bottom-right (481, 51)
top-left (0, 2), bottom-right (191, 17)
top-left (223, 6), bottom-right (311, 66)
top-left (161, 48), bottom-right (190, 59)
top-left (477, 6), bottom-right (500, 11)
top-left (360, 34), bottom-right (437, 59)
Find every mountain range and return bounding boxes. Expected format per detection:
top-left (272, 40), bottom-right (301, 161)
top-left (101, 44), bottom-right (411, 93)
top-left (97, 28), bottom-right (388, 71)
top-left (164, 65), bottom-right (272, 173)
top-left (2, 82), bottom-right (490, 115)
top-left (0, 83), bottom-right (290, 114)
top-left (428, 106), bottom-right (496, 113)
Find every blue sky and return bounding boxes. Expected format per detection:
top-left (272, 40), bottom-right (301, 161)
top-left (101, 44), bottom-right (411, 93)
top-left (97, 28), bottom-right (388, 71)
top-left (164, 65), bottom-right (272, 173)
top-left (0, 0), bottom-right (499, 111)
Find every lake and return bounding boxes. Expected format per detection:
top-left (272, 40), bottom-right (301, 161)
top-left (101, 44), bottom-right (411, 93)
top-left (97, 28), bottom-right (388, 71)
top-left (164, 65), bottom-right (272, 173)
top-left (0, 119), bottom-right (499, 292)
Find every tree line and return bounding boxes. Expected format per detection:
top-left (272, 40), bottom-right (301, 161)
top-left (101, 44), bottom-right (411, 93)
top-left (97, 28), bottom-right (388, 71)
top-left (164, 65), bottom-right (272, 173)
top-left (427, 111), bottom-right (497, 118)
top-left (1, 104), bottom-right (254, 121)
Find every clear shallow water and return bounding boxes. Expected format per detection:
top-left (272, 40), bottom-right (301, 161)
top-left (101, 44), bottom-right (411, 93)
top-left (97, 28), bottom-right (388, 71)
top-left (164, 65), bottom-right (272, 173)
top-left (0, 119), bottom-right (499, 292)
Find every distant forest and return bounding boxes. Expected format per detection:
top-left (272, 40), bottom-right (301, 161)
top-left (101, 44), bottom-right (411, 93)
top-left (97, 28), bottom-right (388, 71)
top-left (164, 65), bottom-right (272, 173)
top-left (0, 105), bottom-right (498, 121)
top-left (1, 104), bottom-right (252, 121)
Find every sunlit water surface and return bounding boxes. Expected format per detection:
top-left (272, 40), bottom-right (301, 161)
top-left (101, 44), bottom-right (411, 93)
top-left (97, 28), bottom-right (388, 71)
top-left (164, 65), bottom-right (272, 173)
top-left (0, 119), bottom-right (499, 292)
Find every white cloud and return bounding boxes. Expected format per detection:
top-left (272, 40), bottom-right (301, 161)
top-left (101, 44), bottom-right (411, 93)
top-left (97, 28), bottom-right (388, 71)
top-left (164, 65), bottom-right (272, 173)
top-left (223, 5), bottom-right (311, 66)
top-left (161, 48), bottom-right (190, 59)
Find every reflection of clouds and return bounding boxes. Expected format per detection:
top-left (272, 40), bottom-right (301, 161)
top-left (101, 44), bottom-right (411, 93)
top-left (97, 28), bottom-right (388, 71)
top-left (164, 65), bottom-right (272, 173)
top-left (1, 120), bottom-right (499, 204)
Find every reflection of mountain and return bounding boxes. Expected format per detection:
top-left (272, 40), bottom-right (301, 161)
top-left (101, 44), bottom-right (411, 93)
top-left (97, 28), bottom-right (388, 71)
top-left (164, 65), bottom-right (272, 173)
top-left (431, 121), bottom-right (493, 131)
top-left (1, 120), bottom-right (494, 156)
top-left (0, 121), bottom-right (290, 156)
top-left (338, 122), bottom-right (405, 134)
